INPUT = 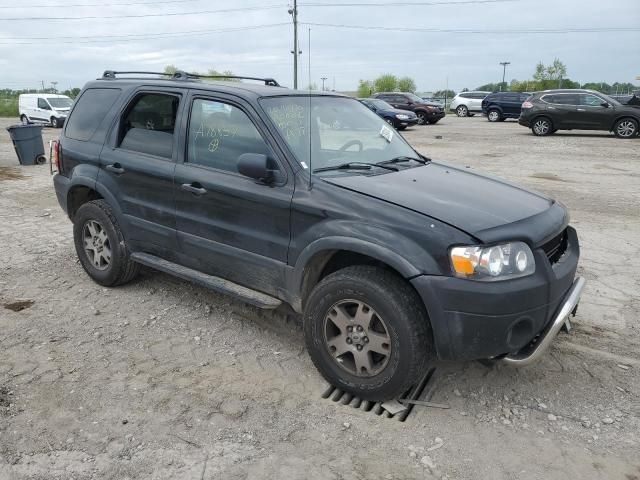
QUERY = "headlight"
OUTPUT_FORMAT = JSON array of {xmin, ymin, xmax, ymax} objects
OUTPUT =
[
  {"xmin": 396, "ymin": 114, "xmax": 409, "ymax": 120},
  {"xmin": 450, "ymin": 242, "xmax": 535, "ymax": 281}
]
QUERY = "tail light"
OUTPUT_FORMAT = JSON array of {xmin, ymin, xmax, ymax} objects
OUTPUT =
[
  {"xmin": 50, "ymin": 140, "xmax": 61, "ymax": 174},
  {"xmin": 521, "ymin": 101, "xmax": 533, "ymax": 109}
]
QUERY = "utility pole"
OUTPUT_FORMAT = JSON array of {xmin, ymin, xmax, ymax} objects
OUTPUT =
[
  {"xmin": 289, "ymin": 0, "xmax": 298, "ymax": 89},
  {"xmin": 499, "ymin": 61, "xmax": 510, "ymax": 91},
  {"xmin": 51, "ymin": 81, "xmax": 58, "ymax": 93},
  {"xmin": 41, "ymin": 80, "xmax": 45, "ymax": 92},
  {"xmin": 321, "ymin": 77, "xmax": 327, "ymax": 91}
]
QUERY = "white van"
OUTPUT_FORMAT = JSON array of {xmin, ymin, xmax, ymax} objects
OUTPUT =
[{"xmin": 19, "ymin": 94, "xmax": 74, "ymax": 128}]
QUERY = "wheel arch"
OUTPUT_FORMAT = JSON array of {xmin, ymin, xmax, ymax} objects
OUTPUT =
[
  {"xmin": 291, "ymin": 237, "xmax": 426, "ymax": 312},
  {"xmin": 610, "ymin": 115, "xmax": 639, "ymax": 132}
]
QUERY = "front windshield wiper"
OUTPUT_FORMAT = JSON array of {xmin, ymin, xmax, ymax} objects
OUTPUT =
[
  {"xmin": 312, "ymin": 162, "xmax": 398, "ymax": 173},
  {"xmin": 377, "ymin": 155, "xmax": 430, "ymax": 166}
]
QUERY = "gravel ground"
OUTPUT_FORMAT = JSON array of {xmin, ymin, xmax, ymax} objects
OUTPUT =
[{"xmin": 0, "ymin": 116, "xmax": 639, "ymax": 480}]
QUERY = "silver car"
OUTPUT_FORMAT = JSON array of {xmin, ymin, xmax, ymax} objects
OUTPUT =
[{"xmin": 450, "ymin": 91, "xmax": 491, "ymax": 117}]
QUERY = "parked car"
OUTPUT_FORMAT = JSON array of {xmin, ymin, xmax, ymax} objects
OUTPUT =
[
  {"xmin": 519, "ymin": 89, "xmax": 640, "ymax": 138},
  {"xmin": 421, "ymin": 97, "xmax": 444, "ymax": 108},
  {"xmin": 482, "ymin": 92, "xmax": 532, "ymax": 122},
  {"xmin": 19, "ymin": 93, "xmax": 73, "ymax": 128},
  {"xmin": 358, "ymin": 98, "xmax": 418, "ymax": 130},
  {"xmin": 450, "ymin": 91, "xmax": 490, "ymax": 117},
  {"xmin": 610, "ymin": 94, "xmax": 640, "ymax": 106},
  {"xmin": 52, "ymin": 70, "xmax": 584, "ymax": 401},
  {"xmin": 372, "ymin": 92, "xmax": 445, "ymax": 125}
]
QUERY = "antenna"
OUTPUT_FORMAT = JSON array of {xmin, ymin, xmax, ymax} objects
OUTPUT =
[{"xmin": 308, "ymin": 27, "xmax": 312, "ymax": 188}]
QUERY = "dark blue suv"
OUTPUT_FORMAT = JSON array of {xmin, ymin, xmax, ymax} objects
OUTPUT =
[
  {"xmin": 358, "ymin": 98, "xmax": 418, "ymax": 130},
  {"xmin": 482, "ymin": 92, "xmax": 532, "ymax": 122}
]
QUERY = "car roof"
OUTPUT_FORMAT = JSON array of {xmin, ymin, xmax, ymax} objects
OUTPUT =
[
  {"xmin": 85, "ymin": 77, "xmax": 346, "ymax": 100},
  {"xmin": 534, "ymin": 89, "xmax": 603, "ymax": 95}
]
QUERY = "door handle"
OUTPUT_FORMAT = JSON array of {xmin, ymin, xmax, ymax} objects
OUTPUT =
[
  {"xmin": 181, "ymin": 183, "xmax": 207, "ymax": 196},
  {"xmin": 106, "ymin": 163, "xmax": 125, "ymax": 175}
]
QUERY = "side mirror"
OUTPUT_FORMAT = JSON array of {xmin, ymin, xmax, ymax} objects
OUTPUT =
[
  {"xmin": 238, "ymin": 153, "xmax": 279, "ymax": 184},
  {"xmin": 600, "ymin": 102, "xmax": 609, "ymax": 108}
]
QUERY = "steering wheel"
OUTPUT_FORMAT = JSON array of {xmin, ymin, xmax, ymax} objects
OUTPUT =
[{"xmin": 338, "ymin": 139, "xmax": 363, "ymax": 152}]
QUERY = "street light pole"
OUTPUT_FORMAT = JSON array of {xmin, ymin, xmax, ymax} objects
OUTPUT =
[
  {"xmin": 321, "ymin": 77, "xmax": 327, "ymax": 91},
  {"xmin": 288, "ymin": 0, "xmax": 298, "ymax": 89},
  {"xmin": 499, "ymin": 61, "xmax": 510, "ymax": 91}
]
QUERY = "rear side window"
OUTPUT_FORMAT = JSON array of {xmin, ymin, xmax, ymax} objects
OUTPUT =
[
  {"xmin": 459, "ymin": 93, "xmax": 471, "ymax": 99},
  {"xmin": 118, "ymin": 93, "xmax": 180, "ymax": 159},
  {"xmin": 187, "ymin": 99, "xmax": 270, "ymax": 173},
  {"xmin": 504, "ymin": 93, "xmax": 520, "ymax": 101},
  {"xmin": 471, "ymin": 92, "xmax": 488, "ymax": 99},
  {"xmin": 65, "ymin": 88, "xmax": 121, "ymax": 142}
]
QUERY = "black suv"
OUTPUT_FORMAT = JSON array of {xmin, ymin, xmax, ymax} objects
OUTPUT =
[
  {"xmin": 52, "ymin": 71, "xmax": 584, "ymax": 401},
  {"xmin": 519, "ymin": 89, "xmax": 640, "ymax": 138},
  {"xmin": 372, "ymin": 92, "xmax": 445, "ymax": 125},
  {"xmin": 482, "ymin": 92, "xmax": 532, "ymax": 122}
]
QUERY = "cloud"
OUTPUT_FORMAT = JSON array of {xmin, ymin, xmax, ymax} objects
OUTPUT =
[{"xmin": 0, "ymin": 0, "xmax": 638, "ymax": 92}]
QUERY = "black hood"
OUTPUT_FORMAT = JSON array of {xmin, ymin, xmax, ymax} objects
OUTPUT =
[{"xmin": 323, "ymin": 162, "xmax": 564, "ymax": 244}]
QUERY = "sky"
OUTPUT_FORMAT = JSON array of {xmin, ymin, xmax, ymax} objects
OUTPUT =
[{"xmin": 0, "ymin": 0, "xmax": 638, "ymax": 94}]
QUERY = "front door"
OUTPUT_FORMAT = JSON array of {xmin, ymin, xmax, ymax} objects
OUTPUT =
[
  {"xmin": 98, "ymin": 89, "xmax": 182, "ymax": 252},
  {"xmin": 576, "ymin": 93, "xmax": 614, "ymax": 129},
  {"xmin": 173, "ymin": 93, "xmax": 294, "ymax": 296}
]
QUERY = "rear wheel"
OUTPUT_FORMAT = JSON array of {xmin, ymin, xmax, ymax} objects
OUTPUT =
[
  {"xmin": 304, "ymin": 266, "xmax": 432, "ymax": 401},
  {"xmin": 73, "ymin": 200, "xmax": 140, "ymax": 287},
  {"xmin": 456, "ymin": 105, "xmax": 468, "ymax": 117},
  {"xmin": 613, "ymin": 118, "xmax": 638, "ymax": 138},
  {"xmin": 487, "ymin": 109, "xmax": 501, "ymax": 122},
  {"xmin": 532, "ymin": 117, "xmax": 553, "ymax": 136}
]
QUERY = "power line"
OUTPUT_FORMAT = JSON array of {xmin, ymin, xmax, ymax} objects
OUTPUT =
[
  {"xmin": 0, "ymin": 23, "xmax": 289, "ymax": 44},
  {"xmin": 301, "ymin": 0, "xmax": 520, "ymax": 5},
  {"xmin": 0, "ymin": 4, "xmax": 286, "ymax": 21},
  {"xmin": 301, "ymin": 22, "xmax": 640, "ymax": 34},
  {"xmin": 0, "ymin": 0, "xmax": 200, "ymax": 8}
]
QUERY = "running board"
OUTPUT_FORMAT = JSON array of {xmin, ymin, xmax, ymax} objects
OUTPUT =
[{"xmin": 130, "ymin": 252, "xmax": 282, "ymax": 309}]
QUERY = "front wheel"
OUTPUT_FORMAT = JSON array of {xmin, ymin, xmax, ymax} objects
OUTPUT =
[
  {"xmin": 50, "ymin": 117, "xmax": 59, "ymax": 128},
  {"xmin": 613, "ymin": 118, "xmax": 638, "ymax": 138},
  {"xmin": 456, "ymin": 105, "xmax": 468, "ymax": 117},
  {"xmin": 487, "ymin": 109, "xmax": 501, "ymax": 122},
  {"xmin": 304, "ymin": 266, "xmax": 432, "ymax": 401},
  {"xmin": 20, "ymin": 115, "xmax": 29, "ymax": 125},
  {"xmin": 73, "ymin": 200, "xmax": 140, "ymax": 287},
  {"xmin": 416, "ymin": 111, "xmax": 427, "ymax": 125}
]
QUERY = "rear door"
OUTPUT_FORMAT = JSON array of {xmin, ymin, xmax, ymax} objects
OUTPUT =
[
  {"xmin": 173, "ymin": 92, "xmax": 294, "ymax": 296},
  {"xmin": 469, "ymin": 93, "xmax": 487, "ymax": 112},
  {"xmin": 502, "ymin": 93, "xmax": 521, "ymax": 116},
  {"xmin": 541, "ymin": 93, "xmax": 579, "ymax": 128},
  {"xmin": 576, "ymin": 93, "xmax": 613, "ymax": 129},
  {"xmin": 98, "ymin": 88, "xmax": 182, "ymax": 252}
]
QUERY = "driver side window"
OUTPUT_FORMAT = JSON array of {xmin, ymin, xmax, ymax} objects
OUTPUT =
[
  {"xmin": 581, "ymin": 94, "xmax": 604, "ymax": 107},
  {"xmin": 38, "ymin": 98, "xmax": 50, "ymax": 110}
]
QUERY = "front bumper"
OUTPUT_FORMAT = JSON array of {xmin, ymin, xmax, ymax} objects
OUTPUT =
[
  {"xmin": 399, "ymin": 118, "xmax": 419, "ymax": 127},
  {"xmin": 411, "ymin": 227, "xmax": 581, "ymax": 362}
]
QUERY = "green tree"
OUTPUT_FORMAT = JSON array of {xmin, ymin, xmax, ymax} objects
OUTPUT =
[
  {"xmin": 306, "ymin": 82, "xmax": 318, "ymax": 91},
  {"xmin": 433, "ymin": 89, "xmax": 456, "ymax": 98},
  {"xmin": 374, "ymin": 74, "xmax": 398, "ymax": 93},
  {"xmin": 357, "ymin": 79, "xmax": 375, "ymax": 97},
  {"xmin": 163, "ymin": 64, "xmax": 179, "ymax": 76},
  {"xmin": 397, "ymin": 76, "xmax": 416, "ymax": 92}
]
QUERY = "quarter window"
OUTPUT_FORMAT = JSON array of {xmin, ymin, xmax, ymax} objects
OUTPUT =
[
  {"xmin": 118, "ymin": 93, "xmax": 180, "ymax": 159},
  {"xmin": 187, "ymin": 99, "xmax": 270, "ymax": 173},
  {"xmin": 65, "ymin": 88, "xmax": 121, "ymax": 142}
]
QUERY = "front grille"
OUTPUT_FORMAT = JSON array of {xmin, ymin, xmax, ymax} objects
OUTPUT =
[{"xmin": 541, "ymin": 229, "xmax": 568, "ymax": 264}]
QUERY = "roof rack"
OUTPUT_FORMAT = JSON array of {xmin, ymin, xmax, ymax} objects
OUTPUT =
[{"xmin": 101, "ymin": 70, "xmax": 280, "ymax": 86}]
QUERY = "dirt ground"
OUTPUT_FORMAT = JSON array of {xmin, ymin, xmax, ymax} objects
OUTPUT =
[{"xmin": 0, "ymin": 116, "xmax": 639, "ymax": 480}]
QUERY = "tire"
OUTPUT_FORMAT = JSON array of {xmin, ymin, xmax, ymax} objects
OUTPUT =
[
  {"xmin": 531, "ymin": 117, "xmax": 553, "ymax": 136},
  {"xmin": 385, "ymin": 118, "xmax": 395, "ymax": 128},
  {"xmin": 613, "ymin": 118, "xmax": 638, "ymax": 138},
  {"xmin": 73, "ymin": 200, "xmax": 140, "ymax": 287},
  {"xmin": 20, "ymin": 115, "xmax": 29, "ymax": 125},
  {"xmin": 487, "ymin": 109, "xmax": 501, "ymax": 122},
  {"xmin": 456, "ymin": 105, "xmax": 468, "ymax": 117},
  {"xmin": 304, "ymin": 266, "xmax": 432, "ymax": 401},
  {"xmin": 416, "ymin": 111, "xmax": 427, "ymax": 125},
  {"xmin": 35, "ymin": 155, "xmax": 47, "ymax": 165},
  {"xmin": 50, "ymin": 117, "xmax": 59, "ymax": 128}
]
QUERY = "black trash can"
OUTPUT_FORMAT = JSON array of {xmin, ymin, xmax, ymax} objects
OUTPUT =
[{"xmin": 6, "ymin": 124, "xmax": 46, "ymax": 166}]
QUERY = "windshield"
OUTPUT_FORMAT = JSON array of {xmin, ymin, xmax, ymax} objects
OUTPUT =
[
  {"xmin": 597, "ymin": 93, "xmax": 621, "ymax": 106},
  {"xmin": 367, "ymin": 99, "xmax": 393, "ymax": 109},
  {"xmin": 261, "ymin": 96, "xmax": 419, "ymax": 175},
  {"xmin": 47, "ymin": 97, "xmax": 73, "ymax": 109},
  {"xmin": 405, "ymin": 93, "xmax": 424, "ymax": 103}
]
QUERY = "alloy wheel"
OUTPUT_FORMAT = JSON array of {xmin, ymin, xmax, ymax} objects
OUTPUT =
[
  {"xmin": 323, "ymin": 299, "xmax": 391, "ymax": 377},
  {"xmin": 456, "ymin": 106, "xmax": 468, "ymax": 117},
  {"xmin": 488, "ymin": 110, "xmax": 500, "ymax": 122},
  {"xmin": 82, "ymin": 220, "xmax": 112, "ymax": 271},
  {"xmin": 533, "ymin": 119, "xmax": 550, "ymax": 135},
  {"xmin": 416, "ymin": 112, "xmax": 426, "ymax": 125},
  {"xmin": 616, "ymin": 120, "xmax": 637, "ymax": 138}
]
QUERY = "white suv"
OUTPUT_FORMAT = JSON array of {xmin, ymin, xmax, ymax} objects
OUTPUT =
[{"xmin": 450, "ymin": 91, "xmax": 491, "ymax": 117}]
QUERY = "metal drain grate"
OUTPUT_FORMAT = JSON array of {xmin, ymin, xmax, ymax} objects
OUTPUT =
[{"xmin": 321, "ymin": 366, "xmax": 439, "ymax": 422}]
